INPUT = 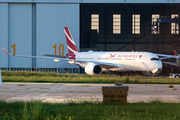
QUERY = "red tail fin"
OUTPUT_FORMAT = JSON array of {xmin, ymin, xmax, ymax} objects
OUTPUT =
[
  {"xmin": 64, "ymin": 27, "xmax": 79, "ymax": 54},
  {"xmin": 174, "ymin": 50, "xmax": 177, "ymax": 56}
]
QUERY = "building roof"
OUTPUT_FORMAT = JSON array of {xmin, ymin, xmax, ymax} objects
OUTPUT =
[{"xmin": 0, "ymin": 0, "xmax": 180, "ymax": 4}]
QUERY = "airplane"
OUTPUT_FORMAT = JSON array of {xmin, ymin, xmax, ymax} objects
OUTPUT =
[{"xmin": 2, "ymin": 27, "xmax": 170, "ymax": 76}]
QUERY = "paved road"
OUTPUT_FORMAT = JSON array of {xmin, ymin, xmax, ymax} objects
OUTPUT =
[{"xmin": 0, "ymin": 82, "xmax": 180, "ymax": 103}]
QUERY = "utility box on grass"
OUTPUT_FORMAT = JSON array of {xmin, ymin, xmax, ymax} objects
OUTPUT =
[{"xmin": 102, "ymin": 86, "xmax": 128, "ymax": 104}]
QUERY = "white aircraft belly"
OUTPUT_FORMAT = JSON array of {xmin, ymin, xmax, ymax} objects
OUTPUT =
[{"xmin": 100, "ymin": 59, "xmax": 145, "ymax": 71}]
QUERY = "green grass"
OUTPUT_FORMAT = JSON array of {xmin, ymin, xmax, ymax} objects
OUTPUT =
[
  {"xmin": 1, "ymin": 71, "xmax": 180, "ymax": 84},
  {"xmin": 0, "ymin": 100, "xmax": 179, "ymax": 120}
]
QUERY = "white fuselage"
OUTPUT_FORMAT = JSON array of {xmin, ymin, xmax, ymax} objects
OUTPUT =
[{"xmin": 75, "ymin": 51, "xmax": 162, "ymax": 72}]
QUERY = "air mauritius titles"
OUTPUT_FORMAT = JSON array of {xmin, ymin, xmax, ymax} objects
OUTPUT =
[{"xmin": 108, "ymin": 54, "xmax": 141, "ymax": 58}]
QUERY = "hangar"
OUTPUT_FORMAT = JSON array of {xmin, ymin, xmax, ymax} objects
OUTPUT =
[{"xmin": 0, "ymin": 0, "xmax": 180, "ymax": 73}]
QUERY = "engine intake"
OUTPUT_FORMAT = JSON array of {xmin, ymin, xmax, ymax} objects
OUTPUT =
[{"xmin": 85, "ymin": 63, "xmax": 102, "ymax": 75}]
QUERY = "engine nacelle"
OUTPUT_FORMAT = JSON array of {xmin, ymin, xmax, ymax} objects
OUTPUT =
[
  {"xmin": 176, "ymin": 54, "xmax": 180, "ymax": 67},
  {"xmin": 85, "ymin": 63, "xmax": 102, "ymax": 75},
  {"xmin": 142, "ymin": 71, "xmax": 155, "ymax": 76}
]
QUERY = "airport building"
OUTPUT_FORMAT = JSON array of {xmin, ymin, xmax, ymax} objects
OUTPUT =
[{"xmin": 0, "ymin": 0, "xmax": 180, "ymax": 73}]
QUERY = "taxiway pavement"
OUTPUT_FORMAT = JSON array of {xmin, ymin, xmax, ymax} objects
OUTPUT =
[{"xmin": 0, "ymin": 83, "xmax": 180, "ymax": 103}]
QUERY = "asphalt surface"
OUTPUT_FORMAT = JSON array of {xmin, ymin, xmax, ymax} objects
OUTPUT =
[{"xmin": 0, "ymin": 83, "xmax": 180, "ymax": 103}]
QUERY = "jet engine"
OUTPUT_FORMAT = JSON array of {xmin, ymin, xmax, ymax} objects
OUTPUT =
[
  {"xmin": 176, "ymin": 54, "xmax": 180, "ymax": 67},
  {"xmin": 142, "ymin": 68, "xmax": 160, "ymax": 76},
  {"xmin": 85, "ymin": 63, "xmax": 102, "ymax": 75}
]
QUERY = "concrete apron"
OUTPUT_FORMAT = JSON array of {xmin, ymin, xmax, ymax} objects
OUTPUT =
[{"xmin": 0, "ymin": 83, "xmax": 180, "ymax": 103}]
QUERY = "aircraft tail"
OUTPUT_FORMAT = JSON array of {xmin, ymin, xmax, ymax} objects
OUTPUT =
[
  {"xmin": 64, "ymin": 27, "xmax": 79, "ymax": 54},
  {"xmin": 174, "ymin": 50, "xmax": 177, "ymax": 56}
]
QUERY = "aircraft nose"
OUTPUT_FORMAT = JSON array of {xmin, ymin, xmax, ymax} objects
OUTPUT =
[
  {"xmin": 156, "ymin": 61, "xmax": 162, "ymax": 69},
  {"xmin": 153, "ymin": 62, "xmax": 162, "ymax": 74}
]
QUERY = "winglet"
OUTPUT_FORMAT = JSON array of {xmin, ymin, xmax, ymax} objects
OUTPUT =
[
  {"xmin": 2, "ymin": 48, "xmax": 10, "ymax": 55},
  {"xmin": 174, "ymin": 50, "xmax": 177, "ymax": 56}
]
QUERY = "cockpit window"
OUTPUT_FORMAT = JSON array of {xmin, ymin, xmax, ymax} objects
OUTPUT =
[{"xmin": 150, "ymin": 58, "xmax": 160, "ymax": 61}]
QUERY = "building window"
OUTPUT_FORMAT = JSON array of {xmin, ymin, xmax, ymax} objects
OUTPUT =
[
  {"xmin": 152, "ymin": 14, "xmax": 160, "ymax": 34},
  {"xmin": 113, "ymin": 14, "xmax": 121, "ymax": 34},
  {"xmin": 171, "ymin": 14, "xmax": 179, "ymax": 34},
  {"xmin": 91, "ymin": 14, "xmax": 99, "ymax": 33},
  {"xmin": 132, "ymin": 14, "xmax": 140, "ymax": 34}
]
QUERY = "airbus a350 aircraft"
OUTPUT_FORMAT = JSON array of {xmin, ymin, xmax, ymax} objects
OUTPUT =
[{"xmin": 3, "ymin": 27, "xmax": 173, "ymax": 76}]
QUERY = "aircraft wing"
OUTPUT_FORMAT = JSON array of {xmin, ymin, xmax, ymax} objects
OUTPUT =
[
  {"xmin": 2, "ymin": 48, "xmax": 121, "ymax": 69},
  {"xmin": 156, "ymin": 53, "xmax": 179, "ymax": 66},
  {"xmin": 2, "ymin": 48, "xmax": 67, "ymax": 60},
  {"xmin": 156, "ymin": 53, "xmax": 178, "ymax": 60},
  {"xmin": 161, "ymin": 61, "xmax": 178, "ymax": 67},
  {"xmin": 42, "ymin": 54, "xmax": 70, "ymax": 58}
]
